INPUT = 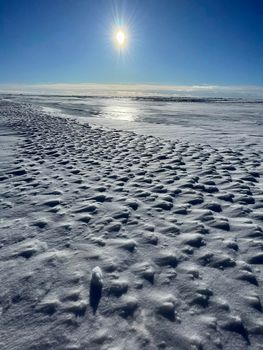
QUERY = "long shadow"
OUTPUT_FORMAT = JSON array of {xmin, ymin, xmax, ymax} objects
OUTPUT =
[{"xmin": 89, "ymin": 284, "xmax": 102, "ymax": 314}]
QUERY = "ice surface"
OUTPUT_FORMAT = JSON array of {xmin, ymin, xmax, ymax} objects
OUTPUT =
[{"xmin": 2, "ymin": 93, "xmax": 263, "ymax": 150}]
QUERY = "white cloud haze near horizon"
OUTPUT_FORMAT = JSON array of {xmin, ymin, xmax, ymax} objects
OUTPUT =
[{"xmin": 0, "ymin": 83, "xmax": 263, "ymax": 99}]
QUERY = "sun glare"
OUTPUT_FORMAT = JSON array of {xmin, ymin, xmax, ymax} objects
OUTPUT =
[
  {"xmin": 114, "ymin": 28, "xmax": 127, "ymax": 49},
  {"xmin": 116, "ymin": 30, "xmax": 125, "ymax": 45}
]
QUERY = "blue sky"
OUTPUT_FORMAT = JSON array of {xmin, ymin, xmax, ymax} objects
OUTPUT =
[{"xmin": 0, "ymin": 0, "xmax": 263, "ymax": 87}]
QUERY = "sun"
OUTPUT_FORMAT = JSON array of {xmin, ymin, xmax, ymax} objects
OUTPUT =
[
  {"xmin": 114, "ymin": 28, "xmax": 127, "ymax": 48},
  {"xmin": 116, "ymin": 30, "xmax": 125, "ymax": 46}
]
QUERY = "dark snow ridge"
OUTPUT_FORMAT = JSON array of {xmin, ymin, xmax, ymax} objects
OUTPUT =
[{"xmin": 0, "ymin": 100, "xmax": 262, "ymax": 350}]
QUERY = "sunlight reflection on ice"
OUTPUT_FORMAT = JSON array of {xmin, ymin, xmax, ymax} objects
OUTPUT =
[{"xmin": 100, "ymin": 99, "xmax": 139, "ymax": 121}]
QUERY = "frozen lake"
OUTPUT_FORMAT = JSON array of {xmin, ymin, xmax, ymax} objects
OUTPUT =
[{"xmin": 2, "ymin": 94, "xmax": 263, "ymax": 150}]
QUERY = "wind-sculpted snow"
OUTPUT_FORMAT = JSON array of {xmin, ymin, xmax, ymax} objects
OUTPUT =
[{"xmin": 0, "ymin": 101, "xmax": 262, "ymax": 350}]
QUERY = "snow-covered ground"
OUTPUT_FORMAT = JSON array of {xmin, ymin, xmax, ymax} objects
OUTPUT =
[{"xmin": 0, "ymin": 98, "xmax": 263, "ymax": 350}]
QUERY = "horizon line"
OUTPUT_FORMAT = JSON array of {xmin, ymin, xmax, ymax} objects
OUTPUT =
[{"xmin": 0, "ymin": 82, "xmax": 263, "ymax": 98}]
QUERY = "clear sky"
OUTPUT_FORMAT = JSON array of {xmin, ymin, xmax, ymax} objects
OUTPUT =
[{"xmin": 0, "ymin": 0, "xmax": 263, "ymax": 86}]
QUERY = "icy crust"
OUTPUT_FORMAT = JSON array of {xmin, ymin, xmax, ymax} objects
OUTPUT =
[{"xmin": 0, "ymin": 101, "xmax": 263, "ymax": 350}]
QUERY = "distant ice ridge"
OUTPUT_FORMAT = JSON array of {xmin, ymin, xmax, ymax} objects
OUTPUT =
[{"xmin": 2, "ymin": 93, "xmax": 263, "ymax": 103}]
